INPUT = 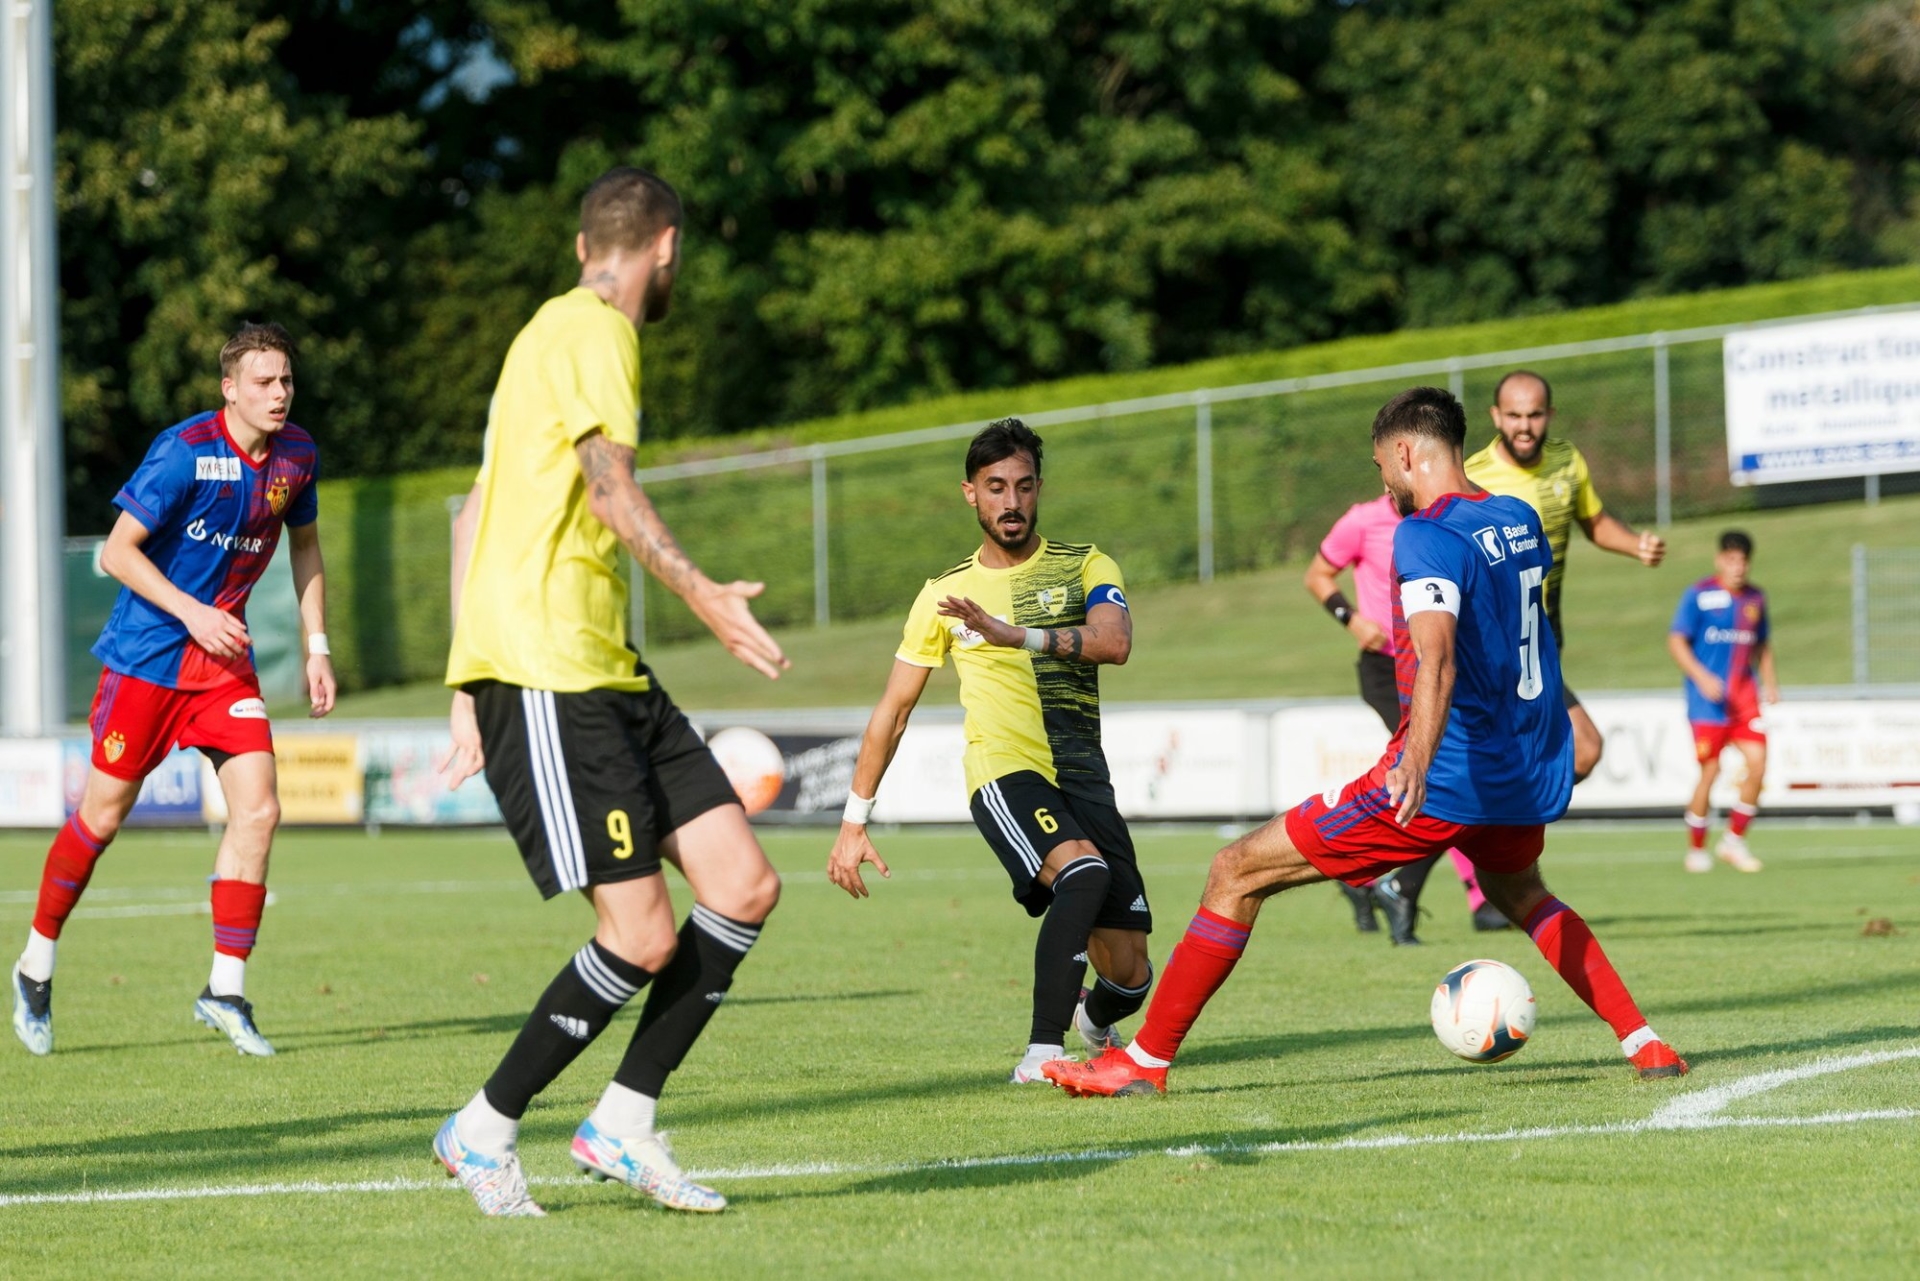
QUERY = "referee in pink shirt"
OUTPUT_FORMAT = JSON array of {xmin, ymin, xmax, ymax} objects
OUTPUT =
[{"xmin": 1304, "ymin": 495, "xmax": 1510, "ymax": 942}]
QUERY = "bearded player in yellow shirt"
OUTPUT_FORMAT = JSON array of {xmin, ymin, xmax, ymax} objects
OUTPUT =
[
  {"xmin": 828, "ymin": 419, "xmax": 1154, "ymax": 1086},
  {"xmin": 1467, "ymin": 370, "xmax": 1667, "ymax": 784},
  {"xmin": 434, "ymin": 168, "xmax": 788, "ymax": 1218}
]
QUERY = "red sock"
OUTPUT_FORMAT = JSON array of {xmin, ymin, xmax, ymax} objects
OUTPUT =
[
  {"xmin": 1685, "ymin": 811, "xmax": 1709, "ymax": 851},
  {"xmin": 1523, "ymin": 897, "xmax": 1647, "ymax": 1040},
  {"xmin": 1132, "ymin": 908, "xmax": 1250, "ymax": 1064},
  {"xmin": 1728, "ymin": 803, "xmax": 1756, "ymax": 837},
  {"xmin": 32, "ymin": 816, "xmax": 111, "ymax": 939},
  {"xmin": 210, "ymin": 879, "xmax": 268, "ymax": 959}
]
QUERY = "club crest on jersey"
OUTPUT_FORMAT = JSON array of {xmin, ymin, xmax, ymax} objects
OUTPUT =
[
  {"xmin": 102, "ymin": 731, "xmax": 126, "ymax": 764},
  {"xmin": 1035, "ymin": 587, "xmax": 1067, "ymax": 617},
  {"xmin": 1471, "ymin": 527, "xmax": 1506, "ymax": 564},
  {"xmin": 266, "ymin": 476, "xmax": 292, "ymax": 516}
]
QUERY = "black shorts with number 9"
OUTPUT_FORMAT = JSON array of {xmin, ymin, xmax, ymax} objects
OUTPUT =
[
  {"xmin": 468, "ymin": 677, "xmax": 742, "ymax": 899},
  {"xmin": 969, "ymin": 770, "xmax": 1153, "ymax": 933}
]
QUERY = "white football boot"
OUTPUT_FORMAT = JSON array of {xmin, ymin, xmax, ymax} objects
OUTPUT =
[{"xmin": 1715, "ymin": 832, "xmax": 1763, "ymax": 873}]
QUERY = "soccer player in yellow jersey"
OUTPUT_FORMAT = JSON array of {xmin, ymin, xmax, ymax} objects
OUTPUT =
[
  {"xmin": 1466, "ymin": 370, "xmax": 1666, "ymax": 785},
  {"xmin": 828, "ymin": 419, "xmax": 1154, "ymax": 1085},
  {"xmin": 433, "ymin": 168, "xmax": 789, "ymax": 1218}
]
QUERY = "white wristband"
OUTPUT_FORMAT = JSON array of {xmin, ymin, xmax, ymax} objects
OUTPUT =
[
  {"xmin": 1020, "ymin": 627, "xmax": 1046, "ymax": 653},
  {"xmin": 306, "ymin": 633, "xmax": 331, "ymax": 656},
  {"xmin": 843, "ymin": 793, "xmax": 876, "ymax": 826}
]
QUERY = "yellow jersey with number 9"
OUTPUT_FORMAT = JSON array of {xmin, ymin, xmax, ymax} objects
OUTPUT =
[{"xmin": 896, "ymin": 539, "xmax": 1127, "ymax": 800}]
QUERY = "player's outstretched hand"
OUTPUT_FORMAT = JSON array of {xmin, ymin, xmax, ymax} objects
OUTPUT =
[
  {"xmin": 692, "ymin": 580, "xmax": 790, "ymax": 680},
  {"xmin": 1385, "ymin": 759, "xmax": 1428, "ymax": 826},
  {"xmin": 306, "ymin": 654, "xmax": 337, "ymax": 718},
  {"xmin": 1636, "ymin": 531, "xmax": 1667, "ymax": 567},
  {"xmin": 438, "ymin": 690, "xmax": 486, "ymax": 790},
  {"xmin": 827, "ymin": 822, "xmax": 891, "ymax": 899},
  {"xmin": 937, "ymin": 595, "xmax": 1022, "ymax": 647},
  {"xmin": 186, "ymin": 602, "xmax": 251, "ymax": 660}
]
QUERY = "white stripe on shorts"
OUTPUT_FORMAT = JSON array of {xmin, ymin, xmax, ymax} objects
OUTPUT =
[
  {"xmin": 982, "ymin": 781, "xmax": 1040, "ymax": 876},
  {"xmin": 572, "ymin": 944, "xmax": 638, "ymax": 1005},
  {"xmin": 523, "ymin": 689, "xmax": 586, "ymax": 892},
  {"xmin": 690, "ymin": 904, "xmax": 760, "ymax": 955}
]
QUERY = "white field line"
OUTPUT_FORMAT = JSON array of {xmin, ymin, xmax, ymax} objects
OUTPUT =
[{"xmin": 2, "ymin": 1047, "xmax": 1914, "ymax": 1210}]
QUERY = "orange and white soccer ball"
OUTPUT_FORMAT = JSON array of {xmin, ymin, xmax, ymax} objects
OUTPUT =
[
  {"xmin": 1430, "ymin": 959, "xmax": 1536, "ymax": 1063},
  {"xmin": 708, "ymin": 727, "xmax": 786, "ymax": 816}
]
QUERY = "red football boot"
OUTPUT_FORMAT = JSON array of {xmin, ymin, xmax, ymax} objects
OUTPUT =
[
  {"xmin": 1043, "ymin": 1046, "xmax": 1168, "ymax": 1097},
  {"xmin": 1630, "ymin": 1040, "xmax": 1689, "ymax": 1079}
]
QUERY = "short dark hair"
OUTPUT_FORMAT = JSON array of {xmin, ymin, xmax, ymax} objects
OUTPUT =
[
  {"xmin": 1492, "ymin": 369, "xmax": 1553, "ymax": 409},
  {"xmin": 580, "ymin": 167, "xmax": 682, "ymax": 256},
  {"xmin": 220, "ymin": 322, "xmax": 296, "ymax": 381},
  {"xmin": 965, "ymin": 417, "xmax": 1043, "ymax": 479},
  {"xmin": 1371, "ymin": 387, "xmax": 1466, "ymax": 448},
  {"xmin": 1719, "ymin": 529, "xmax": 1754, "ymax": 556}
]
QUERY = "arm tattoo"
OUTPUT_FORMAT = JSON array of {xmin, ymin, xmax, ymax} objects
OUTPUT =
[
  {"xmin": 576, "ymin": 434, "xmax": 701, "ymax": 597},
  {"xmin": 1042, "ymin": 628, "xmax": 1086, "ymax": 662}
]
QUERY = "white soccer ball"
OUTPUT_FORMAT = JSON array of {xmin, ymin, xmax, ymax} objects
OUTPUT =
[
  {"xmin": 707, "ymin": 727, "xmax": 786, "ymax": 816},
  {"xmin": 1430, "ymin": 959, "xmax": 1536, "ymax": 1064}
]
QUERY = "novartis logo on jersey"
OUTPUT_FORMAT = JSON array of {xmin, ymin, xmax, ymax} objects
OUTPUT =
[
  {"xmin": 185, "ymin": 519, "xmax": 265, "ymax": 554},
  {"xmin": 1704, "ymin": 626, "xmax": 1758, "ymax": 646}
]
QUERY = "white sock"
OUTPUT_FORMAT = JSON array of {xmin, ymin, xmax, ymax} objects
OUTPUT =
[
  {"xmin": 587, "ymin": 1082, "xmax": 658, "ymax": 1140},
  {"xmin": 1125, "ymin": 1041, "xmax": 1171, "ymax": 1069},
  {"xmin": 1022, "ymin": 1042, "xmax": 1064, "ymax": 1063},
  {"xmin": 1619, "ymin": 1025, "xmax": 1659, "ymax": 1058},
  {"xmin": 19, "ymin": 929, "xmax": 56, "ymax": 983},
  {"xmin": 209, "ymin": 953, "xmax": 246, "ymax": 998},
  {"xmin": 456, "ymin": 1089, "xmax": 519, "ymax": 1155}
]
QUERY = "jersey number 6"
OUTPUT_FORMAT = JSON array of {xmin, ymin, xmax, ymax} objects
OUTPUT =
[{"xmin": 1034, "ymin": 808, "xmax": 1059, "ymax": 834}]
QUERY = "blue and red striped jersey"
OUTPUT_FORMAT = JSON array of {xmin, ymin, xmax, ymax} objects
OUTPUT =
[
  {"xmin": 1670, "ymin": 577, "xmax": 1768, "ymax": 725},
  {"xmin": 1387, "ymin": 490, "xmax": 1573, "ymax": 825},
  {"xmin": 92, "ymin": 410, "xmax": 320, "ymax": 690}
]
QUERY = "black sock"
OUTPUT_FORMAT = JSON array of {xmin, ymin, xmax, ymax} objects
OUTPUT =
[
  {"xmin": 484, "ymin": 940, "xmax": 651, "ymax": 1119},
  {"xmin": 1383, "ymin": 852, "xmax": 1442, "ymax": 905},
  {"xmin": 1029, "ymin": 856, "xmax": 1110, "ymax": 1045},
  {"xmin": 1083, "ymin": 960, "xmax": 1153, "ymax": 1027},
  {"xmin": 614, "ymin": 905, "xmax": 762, "ymax": 1098}
]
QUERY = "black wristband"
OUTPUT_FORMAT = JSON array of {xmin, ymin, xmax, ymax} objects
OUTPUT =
[{"xmin": 1323, "ymin": 591, "xmax": 1354, "ymax": 626}]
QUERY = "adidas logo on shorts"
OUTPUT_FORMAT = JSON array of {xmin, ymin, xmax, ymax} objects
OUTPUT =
[
  {"xmin": 549, "ymin": 1014, "xmax": 590, "ymax": 1040},
  {"xmin": 705, "ymin": 991, "xmax": 727, "ymax": 1005},
  {"xmin": 1129, "ymin": 895, "xmax": 1148, "ymax": 912}
]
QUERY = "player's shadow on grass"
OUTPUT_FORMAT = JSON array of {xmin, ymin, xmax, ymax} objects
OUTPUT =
[
  {"xmin": 753, "ymin": 1111, "xmax": 1461, "ymax": 1201},
  {"xmin": 1663, "ymin": 970, "xmax": 1920, "ymax": 1017},
  {"xmin": 0, "ymin": 1106, "xmax": 446, "ymax": 1194},
  {"xmin": 715, "ymin": 988, "xmax": 919, "ymax": 1009},
  {"xmin": 1175, "ymin": 1020, "xmax": 1432, "ymax": 1069},
  {"xmin": 1682, "ymin": 1024, "xmax": 1919, "ymax": 1066}
]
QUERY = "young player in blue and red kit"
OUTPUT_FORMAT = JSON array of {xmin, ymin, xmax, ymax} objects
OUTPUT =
[
  {"xmin": 1669, "ymin": 530, "xmax": 1776, "ymax": 874},
  {"xmin": 1048, "ymin": 386, "xmax": 1688, "ymax": 1097},
  {"xmin": 10, "ymin": 323, "xmax": 335, "ymax": 1059}
]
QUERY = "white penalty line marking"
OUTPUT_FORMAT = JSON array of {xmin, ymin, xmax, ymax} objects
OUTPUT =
[{"xmin": 5, "ymin": 1046, "xmax": 1916, "ymax": 1211}]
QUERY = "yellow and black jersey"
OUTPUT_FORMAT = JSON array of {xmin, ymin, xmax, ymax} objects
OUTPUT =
[
  {"xmin": 1464, "ymin": 436, "xmax": 1603, "ymax": 645},
  {"xmin": 447, "ymin": 288, "xmax": 649, "ymax": 693},
  {"xmin": 896, "ymin": 539, "xmax": 1127, "ymax": 800}
]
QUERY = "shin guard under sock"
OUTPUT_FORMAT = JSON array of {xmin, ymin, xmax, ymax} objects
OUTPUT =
[
  {"xmin": 1130, "ymin": 908, "xmax": 1249, "ymax": 1066},
  {"xmin": 484, "ymin": 940, "xmax": 651, "ymax": 1119},
  {"xmin": 31, "ymin": 816, "xmax": 110, "ymax": 943},
  {"xmin": 1522, "ymin": 897, "xmax": 1648, "ymax": 1040},
  {"xmin": 614, "ymin": 905, "xmax": 761, "ymax": 1099},
  {"xmin": 1027, "ymin": 856, "xmax": 1110, "ymax": 1045}
]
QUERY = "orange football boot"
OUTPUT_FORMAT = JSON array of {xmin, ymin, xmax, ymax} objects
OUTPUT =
[
  {"xmin": 1630, "ymin": 1040, "xmax": 1689, "ymax": 1079},
  {"xmin": 1043, "ymin": 1046, "xmax": 1167, "ymax": 1096}
]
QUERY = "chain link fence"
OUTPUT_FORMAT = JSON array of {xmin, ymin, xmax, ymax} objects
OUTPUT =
[
  {"xmin": 631, "ymin": 305, "xmax": 1915, "ymax": 648},
  {"xmin": 1855, "ymin": 546, "xmax": 1920, "ymax": 686}
]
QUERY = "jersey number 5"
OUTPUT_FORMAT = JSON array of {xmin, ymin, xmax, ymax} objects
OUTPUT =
[{"xmin": 1516, "ymin": 566, "xmax": 1545, "ymax": 702}]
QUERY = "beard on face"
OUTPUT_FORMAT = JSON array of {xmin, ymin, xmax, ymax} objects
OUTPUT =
[
  {"xmin": 1386, "ymin": 480, "xmax": 1417, "ymax": 517},
  {"xmin": 1501, "ymin": 427, "xmax": 1544, "ymax": 465},
  {"xmin": 976, "ymin": 500, "xmax": 1038, "ymax": 551},
  {"xmin": 643, "ymin": 262, "xmax": 677, "ymax": 323}
]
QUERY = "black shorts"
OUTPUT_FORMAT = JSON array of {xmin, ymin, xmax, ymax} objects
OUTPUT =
[
  {"xmin": 468, "ymin": 677, "xmax": 740, "ymax": 899},
  {"xmin": 969, "ymin": 771, "xmax": 1152, "ymax": 933},
  {"xmin": 1356, "ymin": 649, "xmax": 1400, "ymax": 732}
]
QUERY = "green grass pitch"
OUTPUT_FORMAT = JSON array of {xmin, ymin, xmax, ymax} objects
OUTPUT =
[{"xmin": 2, "ymin": 823, "xmax": 1916, "ymax": 1275}]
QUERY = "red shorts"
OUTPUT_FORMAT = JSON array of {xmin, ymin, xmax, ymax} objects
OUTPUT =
[
  {"xmin": 87, "ymin": 668, "xmax": 274, "ymax": 780},
  {"xmin": 1283, "ymin": 762, "xmax": 1545, "ymax": 887},
  {"xmin": 1692, "ymin": 702, "xmax": 1765, "ymax": 763}
]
